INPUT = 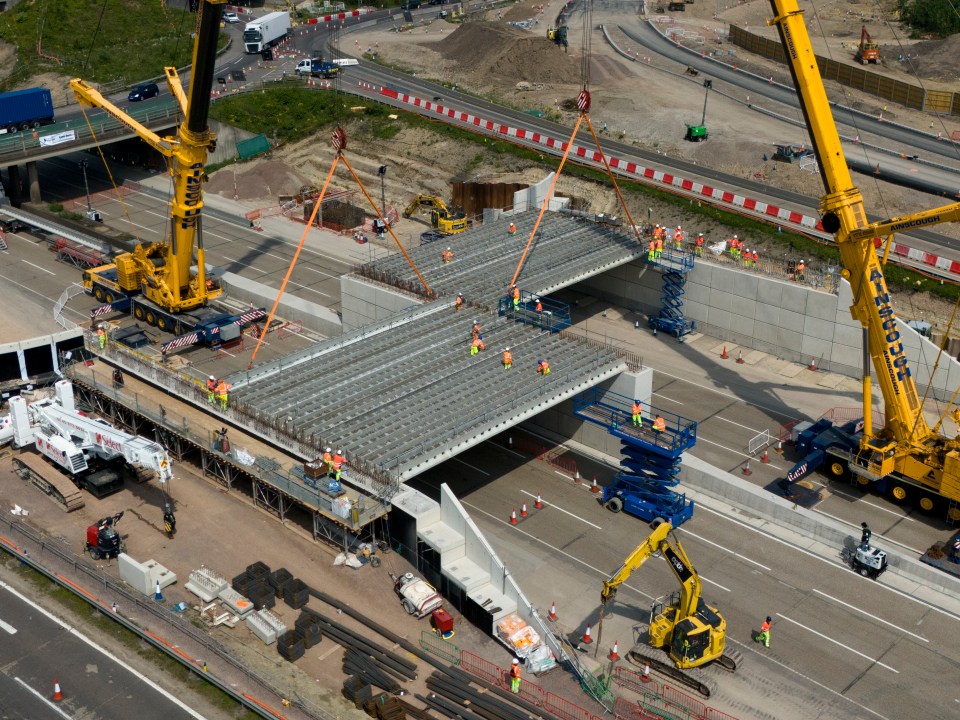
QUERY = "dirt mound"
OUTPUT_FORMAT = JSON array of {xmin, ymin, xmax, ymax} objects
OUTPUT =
[
  {"xmin": 205, "ymin": 158, "xmax": 312, "ymax": 204},
  {"xmin": 432, "ymin": 21, "xmax": 580, "ymax": 86},
  {"xmin": 891, "ymin": 34, "xmax": 960, "ymax": 83}
]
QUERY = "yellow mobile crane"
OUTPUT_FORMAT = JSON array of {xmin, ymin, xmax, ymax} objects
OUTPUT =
[
  {"xmin": 600, "ymin": 521, "xmax": 739, "ymax": 697},
  {"xmin": 73, "ymin": 0, "xmax": 226, "ymax": 330},
  {"xmin": 773, "ymin": 0, "xmax": 960, "ymax": 521}
]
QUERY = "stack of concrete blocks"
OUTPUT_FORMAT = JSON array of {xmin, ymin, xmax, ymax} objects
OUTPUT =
[
  {"xmin": 218, "ymin": 586, "xmax": 255, "ymax": 619},
  {"xmin": 246, "ymin": 608, "xmax": 287, "ymax": 645},
  {"xmin": 185, "ymin": 566, "xmax": 229, "ymax": 603},
  {"xmin": 118, "ymin": 554, "xmax": 177, "ymax": 597}
]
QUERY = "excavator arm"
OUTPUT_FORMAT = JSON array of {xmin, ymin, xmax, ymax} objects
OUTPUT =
[{"xmin": 602, "ymin": 522, "xmax": 703, "ymax": 621}]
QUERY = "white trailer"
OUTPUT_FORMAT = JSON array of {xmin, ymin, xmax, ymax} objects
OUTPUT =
[{"xmin": 243, "ymin": 11, "xmax": 291, "ymax": 54}]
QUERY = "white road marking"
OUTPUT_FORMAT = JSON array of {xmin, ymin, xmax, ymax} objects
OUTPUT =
[
  {"xmin": 827, "ymin": 489, "xmax": 915, "ymax": 521},
  {"xmin": 221, "ymin": 256, "xmax": 267, "ymax": 274},
  {"xmin": 1, "ymin": 581, "xmax": 208, "ymax": 719},
  {"xmin": 519, "ymin": 489, "xmax": 602, "ymax": 529},
  {"xmin": 453, "ymin": 457, "xmax": 490, "ymax": 477},
  {"xmin": 693, "ymin": 434, "xmax": 786, "ymax": 470},
  {"xmin": 484, "ymin": 439, "xmax": 526, "ymax": 459},
  {"xmin": 699, "ymin": 576, "xmax": 730, "ymax": 592},
  {"xmin": 726, "ymin": 638, "xmax": 892, "ymax": 720},
  {"xmin": 303, "ymin": 266, "xmax": 338, "ymax": 280},
  {"xmin": 21, "ymin": 260, "xmax": 56, "ymax": 276},
  {"xmin": 654, "ymin": 367, "xmax": 800, "ymax": 420},
  {"xmin": 696, "ymin": 504, "xmax": 960, "ymax": 621},
  {"xmin": 653, "ymin": 393, "xmax": 683, "ymax": 405},
  {"xmin": 554, "ymin": 470, "xmax": 573, "ymax": 479},
  {"xmin": 813, "ymin": 509, "xmax": 922, "ymax": 554},
  {"xmin": 713, "ymin": 415, "xmax": 766, "ymax": 433},
  {"xmin": 812, "ymin": 589, "xmax": 928, "ymax": 642},
  {"xmin": 0, "ymin": 618, "xmax": 17, "ymax": 634},
  {"xmin": 775, "ymin": 613, "xmax": 899, "ymax": 673},
  {"xmin": 682, "ymin": 529, "xmax": 772, "ymax": 571},
  {"xmin": 13, "ymin": 678, "xmax": 71, "ymax": 720}
]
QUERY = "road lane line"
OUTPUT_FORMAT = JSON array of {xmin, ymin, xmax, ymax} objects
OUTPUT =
[
  {"xmin": 813, "ymin": 509, "xmax": 921, "ymax": 554},
  {"xmin": 775, "ymin": 613, "xmax": 898, "ymax": 673},
  {"xmin": 713, "ymin": 415, "xmax": 766, "ymax": 433},
  {"xmin": 653, "ymin": 367, "xmax": 800, "ymax": 420},
  {"xmin": 484, "ymin": 439, "xmax": 526, "ymax": 459},
  {"xmin": 653, "ymin": 393, "xmax": 684, "ymax": 405},
  {"xmin": 826, "ymin": 489, "xmax": 915, "ymax": 521},
  {"xmin": 699, "ymin": 576, "xmax": 730, "ymax": 592},
  {"xmin": 812, "ymin": 589, "xmax": 928, "ymax": 642},
  {"xmin": 13, "ymin": 678, "xmax": 71, "ymax": 720},
  {"xmin": 519, "ymin": 489, "xmax": 601, "ymax": 529},
  {"xmin": 453, "ymin": 457, "xmax": 490, "ymax": 477},
  {"xmin": 221, "ymin": 256, "xmax": 268, "ymax": 274},
  {"xmin": 0, "ymin": 618, "xmax": 17, "ymax": 634},
  {"xmin": 681, "ymin": 529, "xmax": 772, "ymax": 571},
  {"xmin": 693, "ymin": 434, "xmax": 787, "ymax": 471},
  {"xmin": 696, "ymin": 504, "xmax": 960, "ymax": 621},
  {"xmin": 21, "ymin": 260, "xmax": 56, "ymax": 276},
  {"xmin": 1, "ymin": 581, "xmax": 207, "ymax": 719}
]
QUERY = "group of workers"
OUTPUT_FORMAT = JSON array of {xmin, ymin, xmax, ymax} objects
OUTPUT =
[
  {"xmin": 645, "ymin": 225, "xmax": 708, "ymax": 260},
  {"xmin": 205, "ymin": 375, "xmax": 230, "ymax": 410},
  {"xmin": 321, "ymin": 447, "xmax": 347, "ymax": 481},
  {"xmin": 630, "ymin": 399, "xmax": 666, "ymax": 434}
]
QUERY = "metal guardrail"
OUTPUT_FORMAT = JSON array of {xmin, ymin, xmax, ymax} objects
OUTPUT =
[{"xmin": 0, "ymin": 516, "xmax": 332, "ymax": 720}]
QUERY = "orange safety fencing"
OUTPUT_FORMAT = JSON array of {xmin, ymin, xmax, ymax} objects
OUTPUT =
[
  {"xmin": 459, "ymin": 650, "xmax": 503, "ymax": 685},
  {"xmin": 511, "ymin": 435, "xmax": 548, "ymax": 460},
  {"xmin": 545, "ymin": 448, "xmax": 578, "ymax": 476},
  {"xmin": 545, "ymin": 692, "xmax": 596, "ymax": 720}
]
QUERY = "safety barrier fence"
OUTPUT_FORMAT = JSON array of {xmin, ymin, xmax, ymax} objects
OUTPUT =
[
  {"xmin": 419, "ymin": 630, "xmax": 461, "ymax": 666},
  {"xmin": 510, "ymin": 434, "xmax": 548, "ymax": 460},
  {"xmin": 545, "ymin": 447, "xmax": 579, "ymax": 476},
  {"xmin": 0, "ymin": 517, "xmax": 330, "ymax": 720}
]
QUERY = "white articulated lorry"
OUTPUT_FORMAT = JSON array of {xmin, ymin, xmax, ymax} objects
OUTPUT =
[{"xmin": 243, "ymin": 11, "xmax": 291, "ymax": 54}]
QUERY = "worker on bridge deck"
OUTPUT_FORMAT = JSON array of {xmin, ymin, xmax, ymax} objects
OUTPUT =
[
  {"xmin": 534, "ymin": 296, "xmax": 543, "ymax": 326},
  {"xmin": 206, "ymin": 375, "xmax": 217, "ymax": 405},
  {"xmin": 332, "ymin": 449, "xmax": 346, "ymax": 481},
  {"xmin": 323, "ymin": 447, "xmax": 333, "ymax": 475},
  {"xmin": 471, "ymin": 320, "xmax": 481, "ymax": 340},
  {"xmin": 97, "ymin": 325, "xmax": 107, "ymax": 350},
  {"xmin": 510, "ymin": 658, "xmax": 521, "ymax": 693},
  {"xmin": 471, "ymin": 335, "xmax": 485, "ymax": 355},
  {"xmin": 509, "ymin": 221, "xmax": 517, "ymax": 235},
  {"xmin": 512, "ymin": 285, "xmax": 520, "ymax": 311},
  {"xmin": 653, "ymin": 415, "xmax": 666, "ymax": 434},
  {"xmin": 537, "ymin": 358, "xmax": 550, "ymax": 375},
  {"xmin": 654, "ymin": 235, "xmax": 662, "ymax": 260},
  {"xmin": 503, "ymin": 347, "xmax": 513, "ymax": 370},
  {"xmin": 674, "ymin": 225, "xmax": 683, "ymax": 250},
  {"xmin": 647, "ymin": 238, "xmax": 655, "ymax": 262},
  {"xmin": 215, "ymin": 379, "xmax": 230, "ymax": 410},
  {"xmin": 455, "ymin": 292, "xmax": 464, "ymax": 312},
  {"xmin": 632, "ymin": 400, "xmax": 643, "ymax": 427},
  {"xmin": 441, "ymin": 247, "xmax": 454, "ymax": 263}
]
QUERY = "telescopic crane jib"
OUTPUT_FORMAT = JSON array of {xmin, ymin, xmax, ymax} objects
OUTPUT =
[
  {"xmin": 770, "ymin": 0, "xmax": 960, "ymax": 515},
  {"xmin": 70, "ymin": 0, "xmax": 226, "ymax": 317}
]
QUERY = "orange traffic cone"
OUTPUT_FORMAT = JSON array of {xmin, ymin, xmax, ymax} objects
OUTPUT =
[
  {"xmin": 549, "ymin": 601, "xmax": 557, "ymax": 620},
  {"xmin": 574, "ymin": 470, "xmax": 581, "ymax": 484},
  {"xmin": 510, "ymin": 508, "xmax": 517, "ymax": 525},
  {"xmin": 53, "ymin": 680, "xmax": 63, "ymax": 702},
  {"xmin": 721, "ymin": 344, "xmax": 729, "ymax": 359},
  {"xmin": 736, "ymin": 350, "xmax": 744, "ymax": 364},
  {"xmin": 521, "ymin": 502, "xmax": 528, "ymax": 517},
  {"xmin": 809, "ymin": 357, "xmax": 817, "ymax": 371},
  {"xmin": 609, "ymin": 640, "xmax": 620, "ymax": 661},
  {"xmin": 507, "ymin": 436, "xmax": 514, "ymax": 450},
  {"xmin": 761, "ymin": 448, "xmax": 770, "ymax": 463},
  {"xmin": 742, "ymin": 460, "xmax": 752, "ymax": 476},
  {"xmin": 582, "ymin": 624, "xmax": 593, "ymax": 644},
  {"xmin": 535, "ymin": 491, "xmax": 543, "ymax": 509},
  {"xmin": 642, "ymin": 662, "xmax": 652, "ymax": 681},
  {"xmin": 590, "ymin": 476, "xmax": 599, "ymax": 493},
  {"xmin": 776, "ymin": 440, "xmax": 783, "ymax": 454}
]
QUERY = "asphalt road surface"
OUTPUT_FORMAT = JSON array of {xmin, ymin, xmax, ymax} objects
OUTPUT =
[{"xmin": 0, "ymin": 580, "xmax": 205, "ymax": 720}]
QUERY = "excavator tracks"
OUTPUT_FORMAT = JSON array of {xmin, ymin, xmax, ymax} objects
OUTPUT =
[
  {"xmin": 10, "ymin": 453, "xmax": 85, "ymax": 512},
  {"xmin": 718, "ymin": 648, "xmax": 744, "ymax": 672},
  {"xmin": 626, "ymin": 644, "xmax": 717, "ymax": 699}
]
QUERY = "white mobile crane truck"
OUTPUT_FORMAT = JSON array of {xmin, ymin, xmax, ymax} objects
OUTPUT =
[{"xmin": 7, "ymin": 380, "xmax": 172, "ymax": 510}]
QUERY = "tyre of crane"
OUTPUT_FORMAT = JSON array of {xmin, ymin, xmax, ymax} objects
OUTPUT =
[
  {"xmin": 890, "ymin": 484, "xmax": 908, "ymax": 503},
  {"xmin": 133, "ymin": 305, "xmax": 145, "ymax": 320},
  {"xmin": 105, "ymin": 292, "xmax": 115, "ymax": 303},
  {"xmin": 145, "ymin": 310, "xmax": 157, "ymax": 326},
  {"xmin": 157, "ymin": 315, "xmax": 170, "ymax": 332},
  {"xmin": 605, "ymin": 497, "xmax": 623, "ymax": 513},
  {"xmin": 94, "ymin": 287, "xmax": 105, "ymax": 302},
  {"xmin": 402, "ymin": 599, "xmax": 416, "ymax": 615},
  {"xmin": 828, "ymin": 460, "xmax": 849, "ymax": 481}
]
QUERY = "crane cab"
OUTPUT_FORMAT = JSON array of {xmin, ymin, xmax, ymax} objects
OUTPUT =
[{"xmin": 648, "ymin": 592, "xmax": 727, "ymax": 669}]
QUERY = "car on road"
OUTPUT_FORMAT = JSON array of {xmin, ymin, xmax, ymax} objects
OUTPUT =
[
  {"xmin": 223, "ymin": 11, "xmax": 240, "ymax": 24},
  {"xmin": 128, "ymin": 83, "xmax": 159, "ymax": 102}
]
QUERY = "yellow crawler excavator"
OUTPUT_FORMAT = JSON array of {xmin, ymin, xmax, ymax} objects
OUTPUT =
[
  {"xmin": 600, "ymin": 521, "xmax": 741, "ymax": 697},
  {"xmin": 403, "ymin": 194, "xmax": 467, "ymax": 235}
]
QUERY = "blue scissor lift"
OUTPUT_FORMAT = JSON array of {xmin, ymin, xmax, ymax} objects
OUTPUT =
[
  {"xmin": 574, "ymin": 388, "xmax": 697, "ymax": 527},
  {"xmin": 647, "ymin": 245, "xmax": 696, "ymax": 341}
]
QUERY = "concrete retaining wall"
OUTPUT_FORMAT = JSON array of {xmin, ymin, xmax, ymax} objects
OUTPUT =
[
  {"xmin": 340, "ymin": 274, "xmax": 421, "ymax": 333},
  {"xmin": 222, "ymin": 272, "xmax": 342, "ymax": 337},
  {"xmin": 0, "ymin": 328, "xmax": 84, "ymax": 384},
  {"xmin": 582, "ymin": 258, "xmax": 960, "ymax": 401}
]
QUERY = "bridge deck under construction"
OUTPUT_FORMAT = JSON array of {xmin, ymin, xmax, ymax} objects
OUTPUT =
[{"xmin": 230, "ymin": 212, "xmax": 644, "ymax": 485}]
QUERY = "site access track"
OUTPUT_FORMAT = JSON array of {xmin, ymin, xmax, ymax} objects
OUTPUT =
[{"xmin": 229, "ymin": 211, "xmax": 645, "ymax": 486}]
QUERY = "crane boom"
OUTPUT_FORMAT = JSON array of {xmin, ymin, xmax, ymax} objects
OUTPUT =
[
  {"xmin": 70, "ymin": 0, "xmax": 226, "ymax": 315},
  {"xmin": 769, "ymin": 0, "xmax": 960, "ymax": 508}
]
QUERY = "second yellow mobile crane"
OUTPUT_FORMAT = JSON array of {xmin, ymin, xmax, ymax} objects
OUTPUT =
[
  {"xmin": 73, "ymin": 0, "xmax": 226, "ymax": 331},
  {"xmin": 773, "ymin": 0, "xmax": 960, "ymax": 525},
  {"xmin": 600, "ymin": 521, "xmax": 740, "ymax": 697}
]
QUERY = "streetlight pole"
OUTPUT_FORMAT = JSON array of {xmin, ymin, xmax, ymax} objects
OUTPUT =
[
  {"xmin": 79, "ymin": 159, "xmax": 92, "ymax": 213},
  {"xmin": 378, "ymin": 164, "xmax": 387, "ymax": 217}
]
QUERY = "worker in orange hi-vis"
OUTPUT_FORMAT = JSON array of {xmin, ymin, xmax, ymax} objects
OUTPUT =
[
  {"xmin": 653, "ymin": 415, "xmax": 666, "ymax": 433},
  {"xmin": 323, "ymin": 447, "xmax": 334, "ymax": 476},
  {"xmin": 455, "ymin": 292, "xmax": 464, "ymax": 311},
  {"xmin": 537, "ymin": 358, "xmax": 551, "ymax": 375},
  {"xmin": 674, "ymin": 225, "xmax": 683, "ymax": 250},
  {"xmin": 503, "ymin": 347, "xmax": 513, "ymax": 370},
  {"xmin": 441, "ymin": 247, "xmax": 454, "ymax": 263},
  {"xmin": 206, "ymin": 375, "xmax": 217, "ymax": 405},
  {"xmin": 654, "ymin": 235, "xmax": 663, "ymax": 260},
  {"xmin": 215, "ymin": 379, "xmax": 230, "ymax": 410},
  {"xmin": 332, "ymin": 449, "xmax": 346, "ymax": 481},
  {"xmin": 471, "ymin": 320, "xmax": 481, "ymax": 339},
  {"xmin": 471, "ymin": 335, "xmax": 485, "ymax": 355},
  {"xmin": 512, "ymin": 285, "xmax": 520, "ymax": 311},
  {"xmin": 695, "ymin": 233, "xmax": 704, "ymax": 257},
  {"xmin": 508, "ymin": 222, "xmax": 517, "ymax": 235}
]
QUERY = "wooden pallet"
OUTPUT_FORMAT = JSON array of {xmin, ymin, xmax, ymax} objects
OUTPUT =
[{"xmin": 10, "ymin": 453, "xmax": 85, "ymax": 512}]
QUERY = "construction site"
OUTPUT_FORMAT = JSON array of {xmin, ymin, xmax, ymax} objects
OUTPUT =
[{"xmin": 2, "ymin": 1, "xmax": 960, "ymax": 720}]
